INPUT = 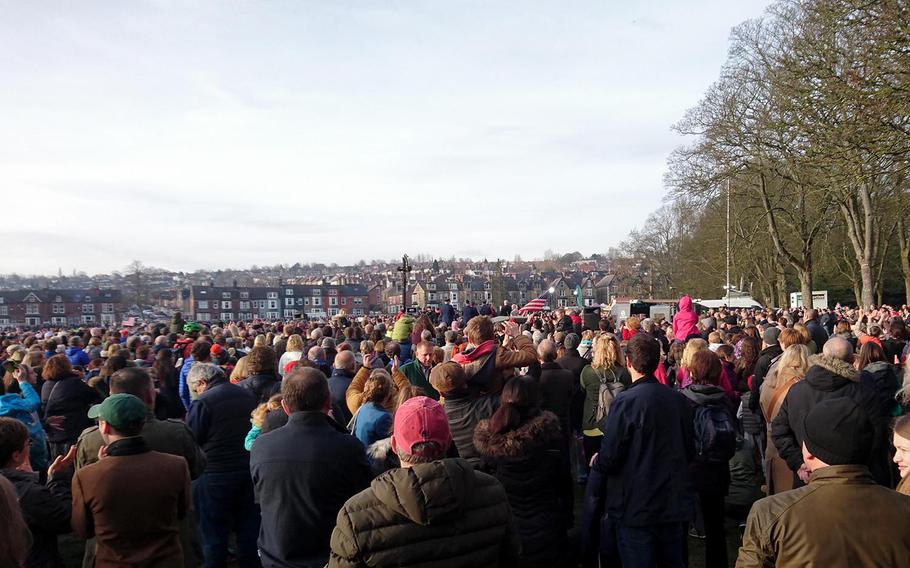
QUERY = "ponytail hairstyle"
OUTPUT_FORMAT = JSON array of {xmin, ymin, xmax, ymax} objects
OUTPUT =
[
  {"xmin": 487, "ymin": 376, "xmax": 541, "ymax": 435},
  {"xmin": 363, "ymin": 370, "xmax": 392, "ymax": 406}
]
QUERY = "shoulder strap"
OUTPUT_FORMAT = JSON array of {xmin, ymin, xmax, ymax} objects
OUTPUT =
[{"xmin": 765, "ymin": 377, "xmax": 798, "ymax": 422}]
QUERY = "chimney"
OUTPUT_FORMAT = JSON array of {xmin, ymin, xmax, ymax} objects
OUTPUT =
[{"xmin": 233, "ymin": 279, "xmax": 238, "ymax": 288}]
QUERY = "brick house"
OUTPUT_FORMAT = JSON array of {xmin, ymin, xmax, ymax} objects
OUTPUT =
[
  {"xmin": 189, "ymin": 284, "xmax": 369, "ymax": 322},
  {"xmin": 0, "ymin": 288, "xmax": 123, "ymax": 328}
]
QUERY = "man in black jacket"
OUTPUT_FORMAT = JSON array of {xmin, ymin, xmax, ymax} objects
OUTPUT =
[
  {"xmin": 592, "ymin": 333, "xmax": 695, "ymax": 568},
  {"xmin": 186, "ymin": 363, "xmax": 259, "ymax": 568},
  {"xmin": 748, "ymin": 326, "xmax": 783, "ymax": 412},
  {"xmin": 251, "ymin": 367, "xmax": 373, "ymax": 568},
  {"xmin": 771, "ymin": 336, "xmax": 891, "ymax": 486},
  {"xmin": 0, "ymin": 417, "xmax": 73, "ymax": 568}
]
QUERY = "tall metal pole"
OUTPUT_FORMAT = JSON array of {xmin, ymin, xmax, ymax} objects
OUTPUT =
[{"xmin": 726, "ymin": 179, "xmax": 731, "ymax": 304}]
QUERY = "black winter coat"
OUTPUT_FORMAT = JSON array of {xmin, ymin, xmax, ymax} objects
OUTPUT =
[
  {"xmin": 680, "ymin": 384, "xmax": 734, "ymax": 495},
  {"xmin": 475, "ymin": 411, "xmax": 570, "ymax": 568},
  {"xmin": 859, "ymin": 361, "xmax": 901, "ymax": 417},
  {"xmin": 185, "ymin": 380, "xmax": 257, "ymax": 473},
  {"xmin": 1, "ymin": 468, "xmax": 72, "ymax": 568},
  {"xmin": 538, "ymin": 362, "xmax": 575, "ymax": 441},
  {"xmin": 41, "ymin": 374, "xmax": 103, "ymax": 443},
  {"xmin": 771, "ymin": 354, "xmax": 891, "ymax": 485},
  {"xmin": 237, "ymin": 373, "xmax": 280, "ymax": 404},
  {"xmin": 251, "ymin": 411, "xmax": 373, "ymax": 566},
  {"xmin": 748, "ymin": 344, "xmax": 783, "ymax": 412}
]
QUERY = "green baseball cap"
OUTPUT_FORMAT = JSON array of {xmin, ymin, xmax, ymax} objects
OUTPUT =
[{"xmin": 87, "ymin": 393, "xmax": 147, "ymax": 431}]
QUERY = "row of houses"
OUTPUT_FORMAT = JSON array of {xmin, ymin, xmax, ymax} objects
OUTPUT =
[
  {"xmin": 185, "ymin": 284, "xmax": 377, "ymax": 322},
  {"xmin": 381, "ymin": 273, "xmax": 615, "ymax": 314},
  {"xmin": 0, "ymin": 289, "xmax": 123, "ymax": 327}
]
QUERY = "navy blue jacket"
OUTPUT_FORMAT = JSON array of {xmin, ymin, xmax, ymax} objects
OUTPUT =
[
  {"xmin": 440, "ymin": 303, "xmax": 456, "ymax": 325},
  {"xmin": 186, "ymin": 380, "xmax": 258, "ymax": 473},
  {"xmin": 327, "ymin": 368, "xmax": 355, "ymax": 427},
  {"xmin": 462, "ymin": 305, "xmax": 479, "ymax": 323},
  {"xmin": 250, "ymin": 411, "xmax": 373, "ymax": 567},
  {"xmin": 593, "ymin": 376, "xmax": 695, "ymax": 527}
]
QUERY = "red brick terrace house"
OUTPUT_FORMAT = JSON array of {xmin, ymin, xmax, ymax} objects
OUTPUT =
[{"xmin": 0, "ymin": 288, "xmax": 123, "ymax": 328}]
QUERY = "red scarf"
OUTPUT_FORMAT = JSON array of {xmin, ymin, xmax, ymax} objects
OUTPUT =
[{"xmin": 452, "ymin": 340, "xmax": 496, "ymax": 365}]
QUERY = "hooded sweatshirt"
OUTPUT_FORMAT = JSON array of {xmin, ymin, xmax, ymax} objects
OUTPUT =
[{"xmin": 672, "ymin": 295, "xmax": 699, "ymax": 342}]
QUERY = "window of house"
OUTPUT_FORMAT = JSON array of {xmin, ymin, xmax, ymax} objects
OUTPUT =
[
  {"xmin": 312, "ymin": 289, "xmax": 321, "ymax": 296},
  {"xmin": 286, "ymin": 288, "xmax": 293, "ymax": 296},
  {"xmin": 239, "ymin": 301, "xmax": 250, "ymax": 310},
  {"xmin": 268, "ymin": 300, "xmax": 278, "ymax": 310},
  {"xmin": 267, "ymin": 292, "xmax": 278, "ymax": 299},
  {"xmin": 81, "ymin": 315, "xmax": 95, "ymax": 324},
  {"xmin": 220, "ymin": 312, "xmax": 234, "ymax": 321},
  {"xmin": 240, "ymin": 291, "xmax": 249, "ymax": 300},
  {"xmin": 198, "ymin": 300, "xmax": 208, "ymax": 309},
  {"xmin": 329, "ymin": 289, "xmax": 337, "ymax": 296},
  {"xmin": 102, "ymin": 303, "xmax": 113, "ymax": 313},
  {"xmin": 81, "ymin": 304, "xmax": 94, "ymax": 314},
  {"xmin": 222, "ymin": 292, "xmax": 231, "ymax": 299},
  {"xmin": 329, "ymin": 297, "xmax": 338, "ymax": 307},
  {"xmin": 52, "ymin": 303, "xmax": 65, "ymax": 314},
  {"xmin": 354, "ymin": 297, "xmax": 363, "ymax": 305},
  {"xmin": 221, "ymin": 301, "xmax": 231, "ymax": 309},
  {"xmin": 0, "ymin": 306, "xmax": 7, "ymax": 316},
  {"xmin": 313, "ymin": 297, "xmax": 322, "ymax": 306},
  {"xmin": 197, "ymin": 313, "xmax": 212, "ymax": 322},
  {"xmin": 285, "ymin": 298, "xmax": 294, "ymax": 307}
]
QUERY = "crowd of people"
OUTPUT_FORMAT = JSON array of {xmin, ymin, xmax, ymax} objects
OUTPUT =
[{"xmin": 2, "ymin": 295, "xmax": 910, "ymax": 567}]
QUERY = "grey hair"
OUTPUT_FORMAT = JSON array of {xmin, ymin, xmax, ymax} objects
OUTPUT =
[{"xmin": 187, "ymin": 362, "xmax": 224, "ymax": 399}]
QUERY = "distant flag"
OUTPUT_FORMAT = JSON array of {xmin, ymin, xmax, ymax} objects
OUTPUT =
[{"xmin": 518, "ymin": 289, "xmax": 552, "ymax": 314}]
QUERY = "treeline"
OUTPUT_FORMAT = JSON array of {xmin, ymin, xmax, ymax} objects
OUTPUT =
[{"xmin": 622, "ymin": 0, "xmax": 909, "ymax": 309}]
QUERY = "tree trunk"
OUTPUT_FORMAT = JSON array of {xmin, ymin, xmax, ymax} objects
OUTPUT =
[
  {"xmin": 775, "ymin": 258, "xmax": 788, "ymax": 309},
  {"xmin": 798, "ymin": 269, "xmax": 813, "ymax": 310},
  {"xmin": 839, "ymin": 185, "xmax": 877, "ymax": 308}
]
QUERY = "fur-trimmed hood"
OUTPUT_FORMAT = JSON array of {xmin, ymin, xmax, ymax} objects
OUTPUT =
[
  {"xmin": 806, "ymin": 354, "xmax": 859, "ymax": 385},
  {"xmin": 473, "ymin": 410, "xmax": 561, "ymax": 458}
]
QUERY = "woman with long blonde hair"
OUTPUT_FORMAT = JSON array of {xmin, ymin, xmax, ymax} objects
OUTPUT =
[
  {"xmin": 761, "ymin": 344, "xmax": 810, "ymax": 495},
  {"xmin": 277, "ymin": 334, "xmax": 305, "ymax": 378},
  {"xmin": 579, "ymin": 334, "xmax": 631, "ymax": 465}
]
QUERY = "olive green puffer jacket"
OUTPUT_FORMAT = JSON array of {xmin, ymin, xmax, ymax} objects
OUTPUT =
[{"xmin": 328, "ymin": 458, "xmax": 520, "ymax": 568}]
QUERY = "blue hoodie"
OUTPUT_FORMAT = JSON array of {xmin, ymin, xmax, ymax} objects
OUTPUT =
[
  {"xmin": 65, "ymin": 346, "xmax": 90, "ymax": 367},
  {"xmin": 0, "ymin": 382, "xmax": 49, "ymax": 470}
]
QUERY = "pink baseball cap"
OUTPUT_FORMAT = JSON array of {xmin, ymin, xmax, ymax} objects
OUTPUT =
[{"xmin": 392, "ymin": 396, "xmax": 451, "ymax": 458}]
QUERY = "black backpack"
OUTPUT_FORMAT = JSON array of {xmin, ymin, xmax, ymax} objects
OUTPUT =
[{"xmin": 693, "ymin": 403, "xmax": 736, "ymax": 464}]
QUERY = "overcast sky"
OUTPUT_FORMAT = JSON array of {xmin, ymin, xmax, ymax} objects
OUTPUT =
[{"xmin": 1, "ymin": 0, "xmax": 771, "ymax": 275}]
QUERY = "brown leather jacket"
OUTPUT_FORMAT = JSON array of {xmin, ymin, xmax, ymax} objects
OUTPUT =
[{"xmin": 736, "ymin": 465, "xmax": 910, "ymax": 567}]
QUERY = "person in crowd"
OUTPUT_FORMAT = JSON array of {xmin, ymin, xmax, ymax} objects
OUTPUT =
[
  {"xmin": 65, "ymin": 337, "xmax": 90, "ymax": 368},
  {"xmin": 747, "ymin": 326, "xmax": 782, "ymax": 412},
  {"xmin": 442, "ymin": 330, "xmax": 458, "ymax": 362},
  {"xmin": 277, "ymin": 334, "xmax": 305, "ymax": 378},
  {"xmin": 351, "ymin": 370, "xmax": 394, "ymax": 449},
  {"xmin": 244, "ymin": 394, "xmax": 283, "ymax": 451},
  {"xmin": 429, "ymin": 361, "xmax": 498, "ymax": 466},
  {"xmin": 344, "ymin": 360, "xmax": 410, "ymax": 418},
  {"xmin": 452, "ymin": 317, "xmax": 537, "ymax": 395},
  {"xmin": 153, "ymin": 348, "xmax": 184, "ymax": 419},
  {"xmin": 758, "ymin": 344, "xmax": 809, "ymax": 495},
  {"xmin": 328, "ymin": 351, "xmax": 357, "ymax": 427},
  {"xmin": 328, "ymin": 396, "xmax": 521, "ymax": 567},
  {"xmin": 856, "ymin": 342, "xmax": 901, "ymax": 417},
  {"xmin": 72, "ymin": 393, "xmax": 191, "ymax": 567},
  {"xmin": 398, "ymin": 340, "xmax": 440, "ymax": 400},
  {"xmin": 680, "ymin": 350, "xmax": 736, "ymax": 568},
  {"xmin": 251, "ymin": 367, "xmax": 373, "ymax": 568},
  {"xmin": 0, "ymin": 363, "xmax": 50, "ymax": 474},
  {"xmin": 178, "ymin": 340, "xmax": 213, "ymax": 410},
  {"xmin": 536, "ymin": 340, "xmax": 574, "ymax": 448},
  {"xmin": 76, "ymin": 367, "xmax": 206, "ymax": 568},
  {"xmin": 804, "ymin": 309, "xmax": 829, "ymax": 351},
  {"xmin": 307, "ymin": 346, "xmax": 332, "ymax": 377},
  {"xmin": 0, "ymin": 475, "xmax": 31, "ymax": 568},
  {"xmin": 0, "ymin": 417, "xmax": 73, "ymax": 568},
  {"xmin": 462, "ymin": 301, "xmax": 479, "ymax": 325},
  {"xmin": 440, "ymin": 298, "xmax": 456, "ymax": 327},
  {"xmin": 186, "ymin": 363, "xmax": 259, "ymax": 568},
  {"xmin": 673, "ymin": 295, "xmax": 700, "ymax": 342},
  {"xmin": 893, "ymin": 414, "xmax": 910, "ymax": 496},
  {"xmin": 474, "ymin": 376, "xmax": 570, "ymax": 567},
  {"xmin": 237, "ymin": 346, "xmax": 280, "ymax": 403},
  {"xmin": 579, "ymin": 334, "xmax": 630, "ymax": 468},
  {"xmin": 592, "ymin": 333, "xmax": 695, "ymax": 568},
  {"xmin": 772, "ymin": 336, "xmax": 891, "ymax": 487},
  {"xmin": 41, "ymin": 354, "xmax": 102, "ymax": 461},
  {"xmin": 738, "ymin": 398, "xmax": 910, "ymax": 567}
]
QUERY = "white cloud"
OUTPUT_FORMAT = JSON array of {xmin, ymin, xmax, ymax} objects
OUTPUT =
[{"xmin": 0, "ymin": 0, "xmax": 771, "ymax": 274}]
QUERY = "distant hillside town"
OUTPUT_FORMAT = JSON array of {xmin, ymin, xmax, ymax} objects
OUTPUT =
[{"xmin": 0, "ymin": 253, "xmax": 654, "ymax": 326}]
